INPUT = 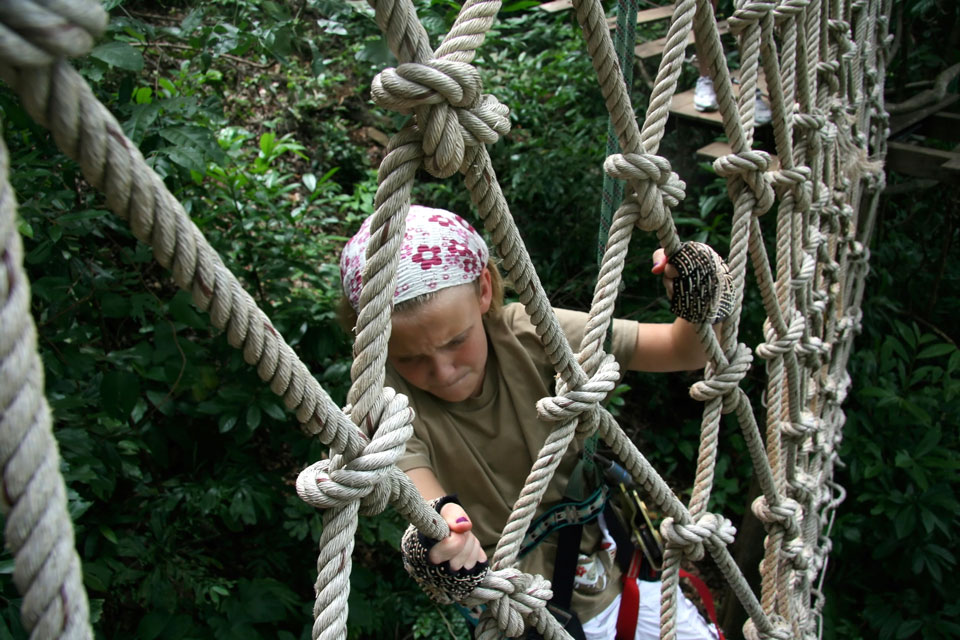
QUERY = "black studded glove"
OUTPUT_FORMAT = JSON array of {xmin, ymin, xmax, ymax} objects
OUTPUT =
[
  {"xmin": 401, "ymin": 495, "xmax": 488, "ymax": 605},
  {"xmin": 667, "ymin": 242, "xmax": 735, "ymax": 324}
]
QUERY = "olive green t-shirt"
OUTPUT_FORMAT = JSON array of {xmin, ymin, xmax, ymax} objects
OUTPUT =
[{"xmin": 391, "ymin": 303, "xmax": 638, "ymax": 620}]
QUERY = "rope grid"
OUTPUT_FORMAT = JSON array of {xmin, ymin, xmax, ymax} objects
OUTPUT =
[{"xmin": 0, "ymin": 0, "xmax": 889, "ymax": 638}]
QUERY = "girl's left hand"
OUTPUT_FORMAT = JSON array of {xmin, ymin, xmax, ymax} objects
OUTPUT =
[{"xmin": 651, "ymin": 248, "xmax": 679, "ymax": 299}]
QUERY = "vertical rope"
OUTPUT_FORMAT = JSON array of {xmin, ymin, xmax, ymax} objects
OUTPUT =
[{"xmin": 598, "ymin": 0, "xmax": 638, "ymax": 264}]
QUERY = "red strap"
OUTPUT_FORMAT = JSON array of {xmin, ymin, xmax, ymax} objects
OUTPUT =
[
  {"xmin": 615, "ymin": 550, "xmax": 642, "ymax": 640},
  {"xmin": 679, "ymin": 569, "xmax": 726, "ymax": 640}
]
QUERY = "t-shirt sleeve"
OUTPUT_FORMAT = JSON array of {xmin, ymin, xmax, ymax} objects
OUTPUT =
[
  {"xmin": 386, "ymin": 370, "xmax": 436, "ymax": 473},
  {"xmin": 397, "ymin": 431, "xmax": 433, "ymax": 473}
]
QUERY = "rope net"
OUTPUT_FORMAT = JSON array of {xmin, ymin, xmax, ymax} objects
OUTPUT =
[{"xmin": 0, "ymin": 0, "xmax": 888, "ymax": 638}]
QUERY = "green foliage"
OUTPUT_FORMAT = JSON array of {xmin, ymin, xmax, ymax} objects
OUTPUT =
[{"xmin": 0, "ymin": 1, "xmax": 386, "ymax": 637}]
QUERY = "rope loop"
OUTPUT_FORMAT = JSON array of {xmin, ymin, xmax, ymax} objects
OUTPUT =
[
  {"xmin": 0, "ymin": 0, "xmax": 107, "ymax": 66},
  {"xmin": 790, "ymin": 252, "xmax": 817, "ymax": 290},
  {"xmin": 713, "ymin": 151, "xmax": 776, "ymax": 216},
  {"xmin": 751, "ymin": 496, "xmax": 801, "ymax": 538},
  {"xmin": 371, "ymin": 60, "xmax": 510, "ymax": 178},
  {"xmin": 794, "ymin": 111, "xmax": 826, "ymax": 131},
  {"xmin": 659, "ymin": 513, "xmax": 737, "ymax": 562},
  {"xmin": 536, "ymin": 354, "xmax": 620, "ymax": 424},
  {"xmin": 728, "ymin": 0, "xmax": 776, "ymax": 35},
  {"xmin": 295, "ymin": 388, "xmax": 414, "ymax": 515},
  {"xmin": 470, "ymin": 569, "xmax": 553, "ymax": 638},
  {"xmin": 789, "ymin": 469, "xmax": 819, "ymax": 502},
  {"xmin": 782, "ymin": 409, "xmax": 817, "ymax": 440},
  {"xmin": 604, "ymin": 152, "xmax": 673, "ymax": 185},
  {"xmin": 782, "ymin": 537, "xmax": 808, "ymax": 571},
  {"xmin": 836, "ymin": 309, "xmax": 863, "ymax": 342},
  {"xmin": 372, "ymin": 60, "xmax": 482, "ymax": 110},
  {"xmin": 756, "ymin": 311, "xmax": 804, "ymax": 360},
  {"xmin": 690, "ymin": 343, "xmax": 753, "ymax": 410},
  {"xmin": 604, "ymin": 153, "xmax": 686, "ymax": 231},
  {"xmin": 773, "ymin": 0, "xmax": 810, "ymax": 23}
]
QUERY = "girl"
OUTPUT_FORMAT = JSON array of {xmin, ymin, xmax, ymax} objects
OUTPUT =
[{"xmin": 339, "ymin": 205, "xmax": 728, "ymax": 640}]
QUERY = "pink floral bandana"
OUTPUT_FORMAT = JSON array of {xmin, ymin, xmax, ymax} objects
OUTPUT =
[{"xmin": 339, "ymin": 205, "xmax": 490, "ymax": 312}]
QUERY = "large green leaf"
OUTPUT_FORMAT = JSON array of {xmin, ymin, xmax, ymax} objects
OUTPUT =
[{"xmin": 90, "ymin": 41, "xmax": 144, "ymax": 72}]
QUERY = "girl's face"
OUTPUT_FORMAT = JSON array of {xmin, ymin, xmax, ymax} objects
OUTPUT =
[{"xmin": 388, "ymin": 268, "xmax": 492, "ymax": 403}]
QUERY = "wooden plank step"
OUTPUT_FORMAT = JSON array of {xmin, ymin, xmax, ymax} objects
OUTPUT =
[
  {"xmin": 606, "ymin": 5, "xmax": 674, "ymax": 28},
  {"xmin": 538, "ymin": 0, "xmax": 574, "ymax": 13},
  {"xmin": 539, "ymin": 0, "xmax": 675, "ymax": 28},
  {"xmin": 635, "ymin": 20, "xmax": 728, "ymax": 59},
  {"xmin": 670, "ymin": 72, "xmax": 770, "ymax": 126},
  {"xmin": 888, "ymin": 94, "xmax": 959, "ymax": 137},
  {"xmin": 886, "ymin": 140, "xmax": 960, "ymax": 181},
  {"xmin": 672, "ymin": 89, "xmax": 724, "ymax": 125},
  {"xmin": 696, "ymin": 141, "xmax": 780, "ymax": 170}
]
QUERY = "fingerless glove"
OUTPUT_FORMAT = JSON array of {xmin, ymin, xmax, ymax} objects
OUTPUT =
[
  {"xmin": 668, "ymin": 241, "xmax": 735, "ymax": 324},
  {"xmin": 401, "ymin": 495, "xmax": 488, "ymax": 604}
]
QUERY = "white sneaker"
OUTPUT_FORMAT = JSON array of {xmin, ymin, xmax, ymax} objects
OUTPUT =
[
  {"xmin": 693, "ymin": 76, "xmax": 719, "ymax": 112},
  {"xmin": 755, "ymin": 90, "xmax": 772, "ymax": 126}
]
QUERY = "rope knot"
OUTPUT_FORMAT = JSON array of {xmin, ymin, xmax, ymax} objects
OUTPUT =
[
  {"xmin": 728, "ymin": 1, "xmax": 776, "ymax": 35},
  {"xmin": 471, "ymin": 569, "xmax": 552, "ymax": 638},
  {"xmin": 756, "ymin": 311, "xmax": 804, "ymax": 360},
  {"xmin": 848, "ymin": 240, "xmax": 869, "ymax": 263},
  {"xmin": 689, "ymin": 343, "xmax": 753, "ymax": 410},
  {"xmin": 604, "ymin": 153, "xmax": 686, "ymax": 231},
  {"xmin": 0, "ymin": 0, "xmax": 107, "ymax": 66},
  {"xmin": 751, "ymin": 496, "xmax": 801, "ymax": 537},
  {"xmin": 537, "ymin": 355, "xmax": 620, "ymax": 428},
  {"xmin": 713, "ymin": 151, "xmax": 775, "ymax": 215},
  {"xmin": 659, "ymin": 513, "xmax": 736, "ymax": 561},
  {"xmin": 371, "ymin": 59, "xmax": 510, "ymax": 178},
  {"xmin": 743, "ymin": 617, "xmax": 793, "ymax": 640},
  {"xmin": 295, "ymin": 388, "xmax": 414, "ymax": 515}
]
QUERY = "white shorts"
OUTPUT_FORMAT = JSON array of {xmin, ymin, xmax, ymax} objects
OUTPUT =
[{"xmin": 582, "ymin": 579, "xmax": 719, "ymax": 640}]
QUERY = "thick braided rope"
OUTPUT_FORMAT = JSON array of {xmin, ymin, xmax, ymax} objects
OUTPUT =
[
  {"xmin": 353, "ymin": 0, "xmax": 887, "ymax": 638},
  {"xmin": 569, "ymin": 1, "xmax": 886, "ymax": 639},
  {"xmin": 0, "ymin": 1, "xmax": 888, "ymax": 639},
  {"xmin": 0, "ymin": 130, "xmax": 92, "ymax": 640}
]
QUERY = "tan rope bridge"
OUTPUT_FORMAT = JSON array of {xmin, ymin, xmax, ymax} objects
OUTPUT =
[{"xmin": 0, "ymin": 0, "xmax": 888, "ymax": 638}]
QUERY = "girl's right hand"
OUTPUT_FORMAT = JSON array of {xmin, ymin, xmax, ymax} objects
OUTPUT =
[{"xmin": 428, "ymin": 502, "xmax": 487, "ymax": 571}]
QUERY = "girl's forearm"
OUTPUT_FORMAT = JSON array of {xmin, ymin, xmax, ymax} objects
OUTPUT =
[{"xmin": 406, "ymin": 467, "xmax": 447, "ymax": 501}]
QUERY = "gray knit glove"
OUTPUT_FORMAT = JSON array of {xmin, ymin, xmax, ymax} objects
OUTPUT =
[
  {"xmin": 401, "ymin": 495, "xmax": 488, "ymax": 605},
  {"xmin": 668, "ymin": 242, "xmax": 735, "ymax": 324}
]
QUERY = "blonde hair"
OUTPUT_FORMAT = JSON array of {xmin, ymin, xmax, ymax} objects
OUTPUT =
[{"xmin": 337, "ymin": 258, "xmax": 505, "ymax": 334}]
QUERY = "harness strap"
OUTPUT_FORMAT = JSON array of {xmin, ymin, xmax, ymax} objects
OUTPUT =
[
  {"xmin": 616, "ymin": 549, "xmax": 643, "ymax": 640},
  {"xmin": 519, "ymin": 486, "xmax": 608, "ymax": 558},
  {"xmin": 679, "ymin": 569, "xmax": 726, "ymax": 640}
]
